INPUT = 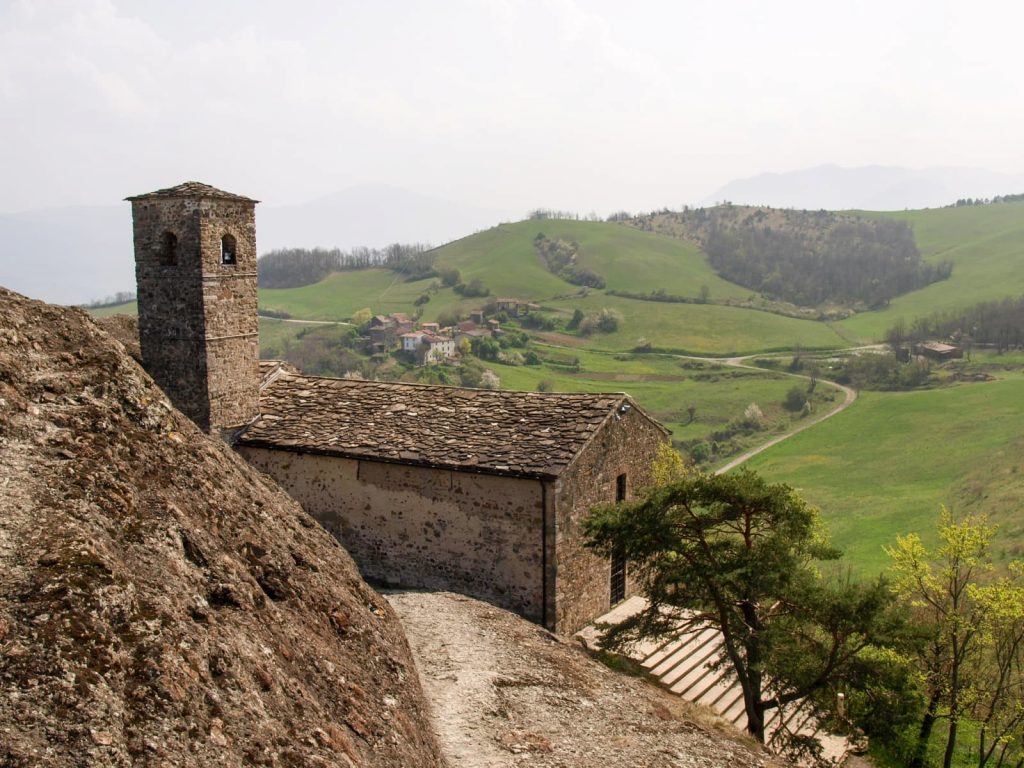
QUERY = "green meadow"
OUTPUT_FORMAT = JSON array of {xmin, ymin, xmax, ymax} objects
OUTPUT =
[
  {"xmin": 543, "ymin": 293, "xmax": 848, "ymax": 355},
  {"xmin": 744, "ymin": 362, "xmax": 1024, "ymax": 575},
  {"xmin": 492, "ymin": 346, "xmax": 816, "ymax": 442},
  {"xmin": 840, "ymin": 202, "xmax": 1024, "ymax": 341}
]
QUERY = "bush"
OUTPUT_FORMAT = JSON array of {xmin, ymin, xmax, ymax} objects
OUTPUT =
[
  {"xmin": 438, "ymin": 268, "xmax": 461, "ymax": 287},
  {"xmin": 480, "ymin": 370, "xmax": 501, "ymax": 389},
  {"xmin": 520, "ymin": 313, "xmax": 558, "ymax": 331},
  {"xmin": 689, "ymin": 442, "xmax": 711, "ymax": 463},
  {"xmin": 454, "ymin": 277, "xmax": 489, "ymax": 298},
  {"xmin": 536, "ymin": 379, "xmax": 555, "ymax": 392},
  {"xmin": 436, "ymin": 309, "xmax": 461, "ymax": 329},
  {"xmin": 741, "ymin": 403, "xmax": 764, "ymax": 429},
  {"xmin": 414, "ymin": 293, "xmax": 430, "ymax": 306},
  {"xmin": 579, "ymin": 308, "xmax": 622, "ymax": 335},
  {"xmin": 783, "ymin": 386, "xmax": 807, "ymax": 412}
]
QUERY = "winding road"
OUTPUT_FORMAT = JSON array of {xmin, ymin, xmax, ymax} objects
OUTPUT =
[{"xmin": 708, "ymin": 354, "xmax": 857, "ymax": 474}]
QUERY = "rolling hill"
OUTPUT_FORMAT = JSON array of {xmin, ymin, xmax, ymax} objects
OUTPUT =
[{"xmin": 838, "ymin": 201, "xmax": 1024, "ymax": 341}]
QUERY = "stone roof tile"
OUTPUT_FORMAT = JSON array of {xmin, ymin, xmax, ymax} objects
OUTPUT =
[
  {"xmin": 238, "ymin": 372, "xmax": 643, "ymax": 478},
  {"xmin": 125, "ymin": 181, "xmax": 257, "ymax": 203}
]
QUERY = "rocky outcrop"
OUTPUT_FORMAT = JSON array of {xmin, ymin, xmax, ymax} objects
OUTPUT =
[{"xmin": 0, "ymin": 287, "xmax": 444, "ymax": 767}]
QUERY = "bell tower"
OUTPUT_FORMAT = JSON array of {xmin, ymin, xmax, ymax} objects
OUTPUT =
[{"xmin": 127, "ymin": 182, "xmax": 260, "ymax": 434}]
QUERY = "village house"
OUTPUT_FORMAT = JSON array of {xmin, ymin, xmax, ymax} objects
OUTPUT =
[
  {"xmin": 401, "ymin": 330, "xmax": 425, "ymax": 353},
  {"xmin": 916, "ymin": 341, "xmax": 963, "ymax": 360},
  {"xmin": 494, "ymin": 297, "xmax": 541, "ymax": 317},
  {"xmin": 127, "ymin": 182, "xmax": 669, "ymax": 634},
  {"xmin": 420, "ymin": 333, "xmax": 456, "ymax": 364}
]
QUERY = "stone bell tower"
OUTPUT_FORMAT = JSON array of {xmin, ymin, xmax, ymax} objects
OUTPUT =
[{"xmin": 127, "ymin": 182, "xmax": 260, "ymax": 434}]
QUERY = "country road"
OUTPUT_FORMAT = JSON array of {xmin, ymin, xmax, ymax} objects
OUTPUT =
[
  {"xmin": 534, "ymin": 340, "xmax": 864, "ymax": 473},
  {"xmin": 709, "ymin": 355, "xmax": 857, "ymax": 475}
]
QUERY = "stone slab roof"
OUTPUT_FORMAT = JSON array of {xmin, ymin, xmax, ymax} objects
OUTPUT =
[
  {"xmin": 125, "ymin": 181, "xmax": 258, "ymax": 203},
  {"xmin": 238, "ymin": 371, "xmax": 662, "ymax": 478}
]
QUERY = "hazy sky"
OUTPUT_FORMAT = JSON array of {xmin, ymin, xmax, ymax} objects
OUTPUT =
[{"xmin": 2, "ymin": 0, "xmax": 1023, "ymax": 215}]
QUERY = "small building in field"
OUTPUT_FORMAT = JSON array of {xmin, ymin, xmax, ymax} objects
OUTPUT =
[
  {"xmin": 493, "ymin": 298, "xmax": 540, "ymax": 317},
  {"xmin": 916, "ymin": 341, "xmax": 963, "ymax": 360},
  {"xmin": 237, "ymin": 368, "xmax": 668, "ymax": 633}
]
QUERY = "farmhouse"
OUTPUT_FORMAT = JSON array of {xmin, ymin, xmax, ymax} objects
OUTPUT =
[
  {"xmin": 916, "ymin": 341, "xmax": 963, "ymax": 360},
  {"xmin": 127, "ymin": 181, "xmax": 669, "ymax": 634}
]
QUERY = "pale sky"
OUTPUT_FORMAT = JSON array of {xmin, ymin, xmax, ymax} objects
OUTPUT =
[{"xmin": 2, "ymin": 0, "xmax": 1023, "ymax": 215}]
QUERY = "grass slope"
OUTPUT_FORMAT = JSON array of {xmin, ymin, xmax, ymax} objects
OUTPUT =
[
  {"xmin": 436, "ymin": 220, "xmax": 749, "ymax": 300},
  {"xmin": 839, "ymin": 202, "xmax": 1024, "ymax": 341},
  {"xmin": 744, "ymin": 362, "xmax": 1024, "ymax": 575},
  {"xmin": 543, "ymin": 294, "xmax": 847, "ymax": 355}
]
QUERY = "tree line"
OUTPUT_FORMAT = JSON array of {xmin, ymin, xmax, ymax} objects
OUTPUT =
[
  {"xmin": 628, "ymin": 206, "xmax": 952, "ymax": 309},
  {"xmin": 888, "ymin": 295, "xmax": 1024, "ymax": 352},
  {"xmin": 949, "ymin": 193, "xmax": 1024, "ymax": 207},
  {"xmin": 257, "ymin": 243, "xmax": 434, "ymax": 288}
]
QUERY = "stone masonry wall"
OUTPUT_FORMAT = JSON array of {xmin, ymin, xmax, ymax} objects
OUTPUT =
[
  {"xmin": 237, "ymin": 448, "xmax": 547, "ymax": 623},
  {"xmin": 131, "ymin": 197, "xmax": 259, "ymax": 431},
  {"xmin": 552, "ymin": 409, "xmax": 667, "ymax": 634},
  {"xmin": 198, "ymin": 201, "xmax": 259, "ymax": 430}
]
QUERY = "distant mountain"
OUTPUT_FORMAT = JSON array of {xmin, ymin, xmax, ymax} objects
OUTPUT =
[
  {"xmin": 0, "ymin": 185, "xmax": 512, "ymax": 305},
  {"xmin": 705, "ymin": 165, "xmax": 1024, "ymax": 211},
  {"xmin": 0, "ymin": 205, "xmax": 134, "ymax": 306}
]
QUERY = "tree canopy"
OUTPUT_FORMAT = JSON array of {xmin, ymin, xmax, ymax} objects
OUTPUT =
[{"xmin": 584, "ymin": 469, "xmax": 904, "ymax": 748}]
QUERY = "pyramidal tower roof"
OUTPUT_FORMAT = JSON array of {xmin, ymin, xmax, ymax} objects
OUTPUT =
[{"xmin": 125, "ymin": 181, "xmax": 258, "ymax": 203}]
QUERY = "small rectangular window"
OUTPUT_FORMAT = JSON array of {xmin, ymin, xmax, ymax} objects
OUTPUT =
[{"xmin": 616, "ymin": 473, "xmax": 626, "ymax": 503}]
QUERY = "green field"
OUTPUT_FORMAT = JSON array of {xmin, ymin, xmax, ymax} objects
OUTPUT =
[
  {"xmin": 259, "ymin": 269, "xmax": 432, "ymax": 321},
  {"xmin": 840, "ymin": 202, "xmax": 1024, "ymax": 341},
  {"xmin": 89, "ymin": 301, "xmax": 137, "ymax": 317},
  {"xmin": 435, "ymin": 219, "xmax": 750, "ymax": 300},
  {"xmin": 543, "ymin": 293, "xmax": 848, "ymax": 355},
  {"xmin": 744, "ymin": 362, "xmax": 1024, "ymax": 575},
  {"xmin": 490, "ymin": 346, "xmax": 820, "ymax": 442}
]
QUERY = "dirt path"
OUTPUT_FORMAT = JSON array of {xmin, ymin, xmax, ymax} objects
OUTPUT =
[
  {"xmin": 271, "ymin": 317, "xmax": 350, "ymax": 326},
  {"xmin": 706, "ymin": 355, "xmax": 858, "ymax": 474},
  {"xmin": 386, "ymin": 590, "xmax": 781, "ymax": 768},
  {"xmin": 531, "ymin": 339, "xmax": 864, "ymax": 473}
]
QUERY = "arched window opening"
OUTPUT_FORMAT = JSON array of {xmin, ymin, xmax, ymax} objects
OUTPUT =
[
  {"xmin": 158, "ymin": 231, "xmax": 178, "ymax": 266},
  {"xmin": 221, "ymin": 234, "xmax": 237, "ymax": 265}
]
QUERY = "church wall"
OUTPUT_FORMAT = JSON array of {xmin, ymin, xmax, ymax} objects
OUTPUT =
[
  {"xmin": 551, "ymin": 409, "xmax": 667, "ymax": 634},
  {"xmin": 237, "ymin": 448, "xmax": 546, "ymax": 623}
]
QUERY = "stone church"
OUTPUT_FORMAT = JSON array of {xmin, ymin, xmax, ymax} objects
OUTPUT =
[{"xmin": 127, "ymin": 182, "xmax": 669, "ymax": 634}]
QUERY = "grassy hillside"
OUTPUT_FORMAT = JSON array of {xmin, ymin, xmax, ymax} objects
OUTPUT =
[
  {"xmin": 839, "ymin": 202, "xmax": 1024, "ymax": 341},
  {"xmin": 542, "ymin": 294, "xmax": 847, "ymax": 355},
  {"xmin": 436, "ymin": 220, "xmax": 750, "ymax": 300},
  {"xmin": 89, "ymin": 301, "xmax": 137, "ymax": 317},
  {"xmin": 257, "ymin": 221, "xmax": 847, "ymax": 354},
  {"xmin": 744, "ymin": 355, "xmax": 1024, "ymax": 575}
]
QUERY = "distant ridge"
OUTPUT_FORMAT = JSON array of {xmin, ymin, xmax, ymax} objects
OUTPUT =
[
  {"xmin": 704, "ymin": 165, "xmax": 1024, "ymax": 211},
  {"xmin": 0, "ymin": 185, "xmax": 512, "ymax": 305}
]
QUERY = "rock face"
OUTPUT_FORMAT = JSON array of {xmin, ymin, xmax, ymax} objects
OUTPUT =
[{"xmin": 0, "ymin": 287, "xmax": 444, "ymax": 767}]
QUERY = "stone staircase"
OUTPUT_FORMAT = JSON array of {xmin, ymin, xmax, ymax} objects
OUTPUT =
[{"xmin": 578, "ymin": 596, "xmax": 853, "ymax": 764}]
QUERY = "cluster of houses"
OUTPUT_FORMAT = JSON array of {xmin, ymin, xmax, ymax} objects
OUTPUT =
[{"xmin": 366, "ymin": 308, "xmax": 503, "ymax": 365}]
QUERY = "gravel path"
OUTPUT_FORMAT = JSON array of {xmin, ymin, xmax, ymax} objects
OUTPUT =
[{"xmin": 387, "ymin": 590, "xmax": 783, "ymax": 768}]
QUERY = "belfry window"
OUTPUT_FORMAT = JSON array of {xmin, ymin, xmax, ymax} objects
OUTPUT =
[
  {"xmin": 221, "ymin": 234, "xmax": 237, "ymax": 265},
  {"xmin": 158, "ymin": 231, "xmax": 178, "ymax": 266}
]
